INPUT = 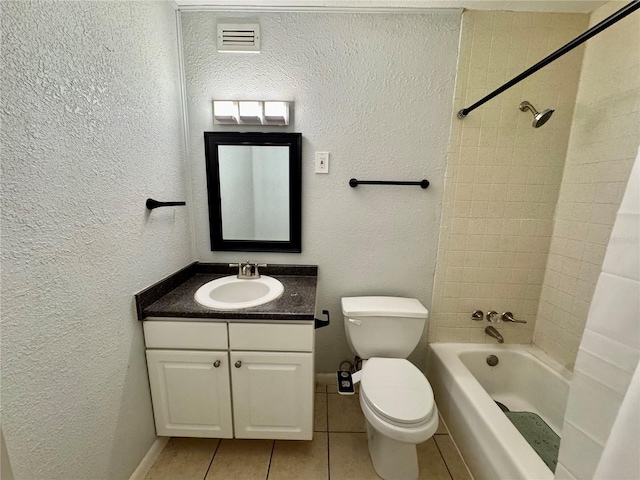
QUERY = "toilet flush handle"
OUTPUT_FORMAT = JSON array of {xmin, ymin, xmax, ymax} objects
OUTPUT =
[{"xmin": 348, "ymin": 318, "xmax": 362, "ymax": 326}]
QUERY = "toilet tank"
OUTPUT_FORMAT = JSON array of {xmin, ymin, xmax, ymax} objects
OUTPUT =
[{"xmin": 341, "ymin": 296, "xmax": 429, "ymax": 359}]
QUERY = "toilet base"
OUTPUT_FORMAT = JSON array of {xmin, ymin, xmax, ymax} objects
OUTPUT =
[{"xmin": 366, "ymin": 420, "xmax": 419, "ymax": 480}]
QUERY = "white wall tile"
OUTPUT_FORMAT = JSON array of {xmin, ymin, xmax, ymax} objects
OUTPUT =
[{"xmin": 431, "ymin": 10, "xmax": 587, "ymax": 344}]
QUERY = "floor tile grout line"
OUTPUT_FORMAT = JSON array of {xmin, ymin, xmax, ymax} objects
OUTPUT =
[
  {"xmin": 314, "ymin": 384, "xmax": 330, "ymax": 479},
  {"xmin": 326, "ymin": 389, "xmax": 331, "ymax": 480},
  {"xmin": 325, "ymin": 389, "xmax": 329, "ymax": 433},
  {"xmin": 265, "ymin": 440, "xmax": 276, "ymax": 480},
  {"xmin": 433, "ymin": 435, "xmax": 455, "ymax": 480},
  {"xmin": 324, "ymin": 387, "xmax": 331, "ymax": 480},
  {"xmin": 327, "ymin": 430, "xmax": 331, "ymax": 480},
  {"xmin": 331, "ymin": 430, "xmax": 367, "ymax": 433},
  {"xmin": 202, "ymin": 438, "xmax": 222, "ymax": 480}
]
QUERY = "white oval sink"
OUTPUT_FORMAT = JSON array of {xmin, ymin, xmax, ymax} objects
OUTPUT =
[{"xmin": 194, "ymin": 275, "xmax": 284, "ymax": 310}]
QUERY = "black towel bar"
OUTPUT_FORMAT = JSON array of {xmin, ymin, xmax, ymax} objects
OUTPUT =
[
  {"xmin": 349, "ymin": 178, "xmax": 429, "ymax": 189},
  {"xmin": 146, "ymin": 198, "xmax": 186, "ymax": 210}
]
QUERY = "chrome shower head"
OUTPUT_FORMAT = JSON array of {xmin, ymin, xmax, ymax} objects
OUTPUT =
[{"xmin": 519, "ymin": 101, "xmax": 554, "ymax": 128}]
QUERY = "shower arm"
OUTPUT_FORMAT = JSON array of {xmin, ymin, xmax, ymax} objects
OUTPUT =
[{"xmin": 457, "ymin": 0, "xmax": 640, "ymax": 119}]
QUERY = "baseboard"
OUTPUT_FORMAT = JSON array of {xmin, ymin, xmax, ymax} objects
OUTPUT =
[{"xmin": 129, "ymin": 436, "xmax": 170, "ymax": 480}]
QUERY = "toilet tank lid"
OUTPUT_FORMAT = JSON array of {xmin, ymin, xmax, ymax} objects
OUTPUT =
[{"xmin": 341, "ymin": 296, "xmax": 428, "ymax": 318}]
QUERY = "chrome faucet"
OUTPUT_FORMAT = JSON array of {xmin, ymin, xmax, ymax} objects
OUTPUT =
[
  {"xmin": 485, "ymin": 326, "xmax": 504, "ymax": 343},
  {"xmin": 241, "ymin": 262, "xmax": 253, "ymax": 277},
  {"xmin": 230, "ymin": 260, "xmax": 267, "ymax": 279},
  {"xmin": 501, "ymin": 311, "xmax": 527, "ymax": 324}
]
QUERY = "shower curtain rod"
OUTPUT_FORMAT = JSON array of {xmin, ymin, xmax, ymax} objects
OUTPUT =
[{"xmin": 457, "ymin": 0, "xmax": 640, "ymax": 119}]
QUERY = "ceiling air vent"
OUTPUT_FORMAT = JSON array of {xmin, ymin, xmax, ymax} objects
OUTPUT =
[{"xmin": 217, "ymin": 24, "xmax": 260, "ymax": 53}]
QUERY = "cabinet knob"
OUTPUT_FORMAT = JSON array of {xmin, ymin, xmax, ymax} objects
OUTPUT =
[
  {"xmin": 235, "ymin": 361, "xmax": 242, "ymax": 368},
  {"xmin": 213, "ymin": 360, "xmax": 221, "ymax": 368}
]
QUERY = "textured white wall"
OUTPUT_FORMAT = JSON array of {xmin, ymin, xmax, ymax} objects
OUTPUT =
[
  {"xmin": 1, "ymin": 2, "xmax": 192, "ymax": 479},
  {"xmin": 181, "ymin": 11, "xmax": 461, "ymax": 372}
]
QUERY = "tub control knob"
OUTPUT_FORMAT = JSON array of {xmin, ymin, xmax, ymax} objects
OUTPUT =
[
  {"xmin": 487, "ymin": 311, "xmax": 500, "ymax": 323},
  {"xmin": 472, "ymin": 310, "xmax": 484, "ymax": 321},
  {"xmin": 502, "ymin": 311, "xmax": 527, "ymax": 324}
]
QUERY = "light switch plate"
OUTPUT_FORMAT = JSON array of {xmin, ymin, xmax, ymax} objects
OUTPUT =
[{"xmin": 315, "ymin": 152, "xmax": 329, "ymax": 174}]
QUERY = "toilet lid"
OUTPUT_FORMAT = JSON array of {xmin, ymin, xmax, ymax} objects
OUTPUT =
[{"xmin": 361, "ymin": 358, "xmax": 434, "ymax": 425}]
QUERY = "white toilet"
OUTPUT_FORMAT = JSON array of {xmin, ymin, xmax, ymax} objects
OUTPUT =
[{"xmin": 341, "ymin": 296, "xmax": 438, "ymax": 480}]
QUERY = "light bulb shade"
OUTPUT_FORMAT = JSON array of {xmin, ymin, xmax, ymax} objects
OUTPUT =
[
  {"xmin": 264, "ymin": 101, "xmax": 289, "ymax": 125},
  {"xmin": 212, "ymin": 100, "xmax": 290, "ymax": 126},
  {"xmin": 238, "ymin": 101, "xmax": 262, "ymax": 123},
  {"xmin": 213, "ymin": 101, "xmax": 239, "ymax": 123}
]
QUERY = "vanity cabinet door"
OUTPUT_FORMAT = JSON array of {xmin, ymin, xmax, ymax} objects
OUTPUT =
[
  {"xmin": 146, "ymin": 350, "xmax": 233, "ymax": 438},
  {"xmin": 230, "ymin": 351, "xmax": 313, "ymax": 440}
]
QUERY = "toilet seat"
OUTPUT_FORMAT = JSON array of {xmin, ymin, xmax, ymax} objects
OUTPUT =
[{"xmin": 360, "ymin": 358, "xmax": 434, "ymax": 427}]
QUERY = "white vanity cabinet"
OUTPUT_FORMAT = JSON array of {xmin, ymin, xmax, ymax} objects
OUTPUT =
[
  {"xmin": 143, "ymin": 319, "xmax": 314, "ymax": 440},
  {"xmin": 146, "ymin": 349, "xmax": 233, "ymax": 438},
  {"xmin": 230, "ymin": 351, "xmax": 313, "ymax": 439}
]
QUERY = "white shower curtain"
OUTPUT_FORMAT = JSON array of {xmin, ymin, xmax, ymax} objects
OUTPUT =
[
  {"xmin": 556, "ymin": 151, "xmax": 640, "ymax": 480},
  {"xmin": 594, "ymin": 361, "xmax": 640, "ymax": 479},
  {"xmin": 592, "ymin": 147, "xmax": 640, "ymax": 478}
]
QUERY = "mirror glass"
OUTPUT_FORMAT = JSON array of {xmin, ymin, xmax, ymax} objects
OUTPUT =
[
  {"xmin": 218, "ymin": 145, "xmax": 289, "ymax": 241},
  {"xmin": 204, "ymin": 132, "xmax": 302, "ymax": 252}
]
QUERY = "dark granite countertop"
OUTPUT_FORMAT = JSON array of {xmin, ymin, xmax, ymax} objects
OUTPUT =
[{"xmin": 135, "ymin": 263, "xmax": 318, "ymax": 321}]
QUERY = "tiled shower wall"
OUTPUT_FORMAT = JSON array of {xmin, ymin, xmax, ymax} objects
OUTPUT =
[
  {"xmin": 533, "ymin": 1, "xmax": 640, "ymax": 370},
  {"xmin": 429, "ymin": 11, "xmax": 588, "ymax": 344}
]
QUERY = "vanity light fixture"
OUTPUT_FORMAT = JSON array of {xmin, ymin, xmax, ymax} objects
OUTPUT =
[
  {"xmin": 263, "ymin": 101, "xmax": 289, "ymax": 124},
  {"xmin": 212, "ymin": 101, "xmax": 238, "ymax": 123},
  {"xmin": 212, "ymin": 100, "xmax": 290, "ymax": 126},
  {"xmin": 238, "ymin": 101, "xmax": 262, "ymax": 123}
]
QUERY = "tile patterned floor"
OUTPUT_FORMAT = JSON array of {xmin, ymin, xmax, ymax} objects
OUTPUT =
[{"xmin": 145, "ymin": 383, "xmax": 472, "ymax": 480}]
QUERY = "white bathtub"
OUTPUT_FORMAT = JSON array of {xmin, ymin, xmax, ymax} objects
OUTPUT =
[{"xmin": 427, "ymin": 343, "xmax": 572, "ymax": 480}]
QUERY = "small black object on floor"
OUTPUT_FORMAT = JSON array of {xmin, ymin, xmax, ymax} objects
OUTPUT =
[{"xmin": 336, "ymin": 370, "xmax": 355, "ymax": 395}]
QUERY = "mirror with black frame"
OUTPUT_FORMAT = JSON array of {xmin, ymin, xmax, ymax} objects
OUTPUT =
[{"xmin": 204, "ymin": 132, "xmax": 302, "ymax": 252}]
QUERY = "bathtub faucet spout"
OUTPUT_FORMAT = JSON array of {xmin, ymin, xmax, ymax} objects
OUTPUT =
[{"xmin": 485, "ymin": 326, "xmax": 504, "ymax": 343}]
